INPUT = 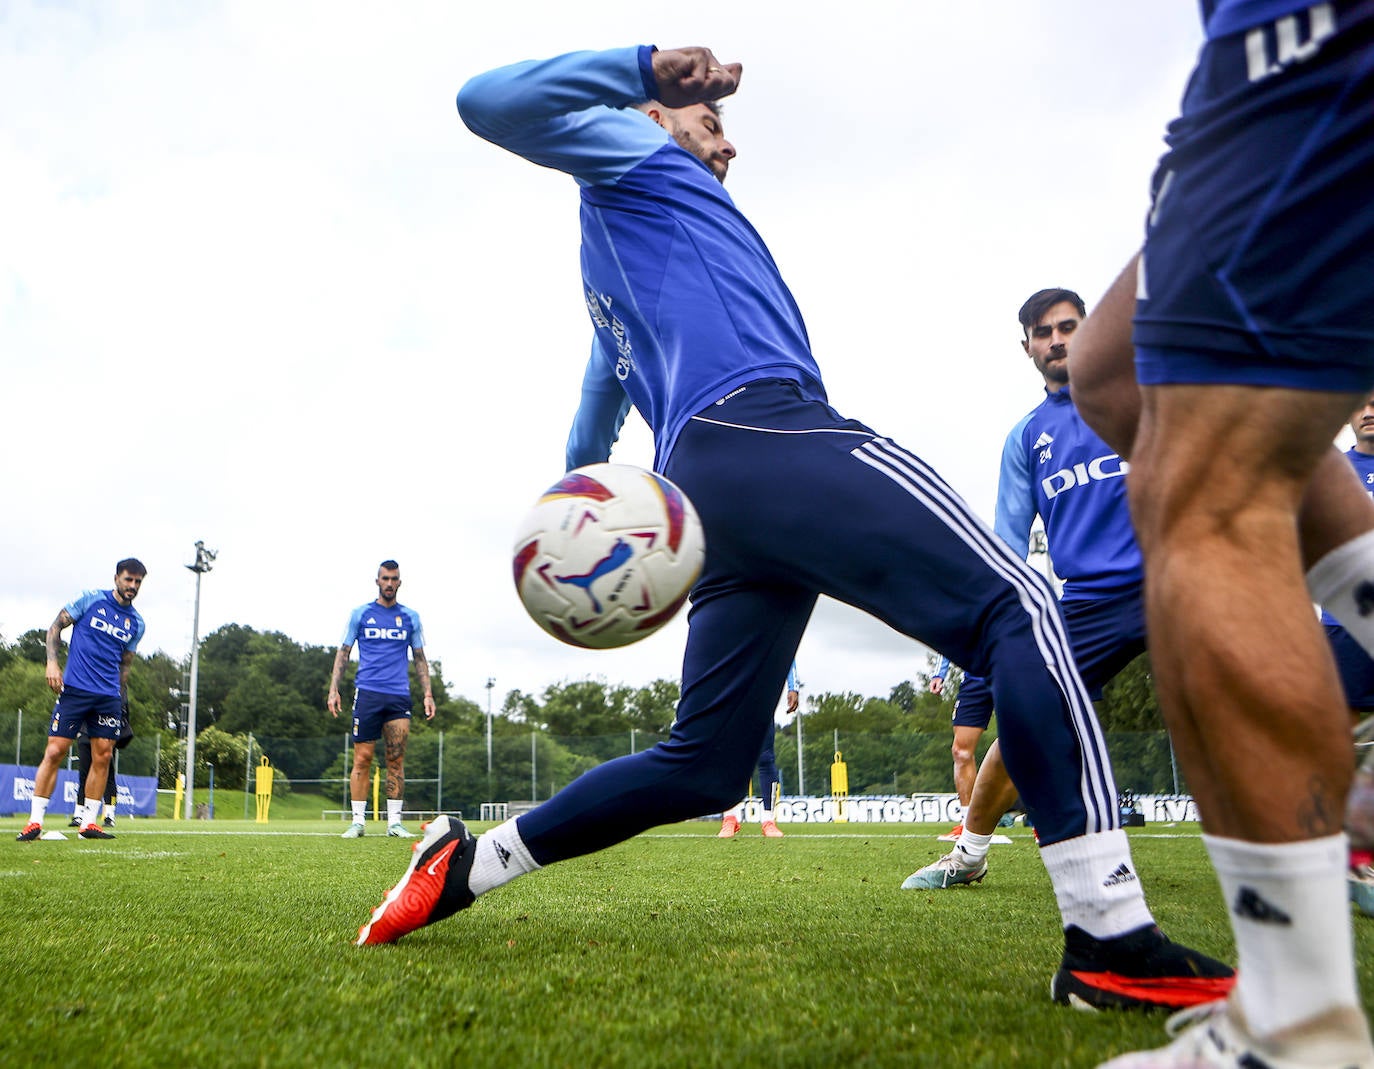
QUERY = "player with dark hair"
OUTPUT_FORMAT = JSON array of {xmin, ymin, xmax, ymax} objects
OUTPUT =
[
  {"xmin": 1064, "ymin": 3, "xmax": 1374, "ymax": 1062},
  {"xmin": 18, "ymin": 558, "xmax": 147, "ymax": 841},
  {"xmin": 328, "ymin": 560, "xmax": 436, "ymax": 839},
  {"xmin": 904, "ymin": 287, "xmax": 1150, "ymax": 890},
  {"xmin": 357, "ymin": 45, "xmax": 1232, "ymax": 1015}
]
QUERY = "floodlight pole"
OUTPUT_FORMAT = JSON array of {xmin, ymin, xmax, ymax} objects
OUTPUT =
[
  {"xmin": 485, "ymin": 677, "xmax": 495, "ymax": 798},
  {"xmin": 183, "ymin": 540, "xmax": 217, "ymax": 821}
]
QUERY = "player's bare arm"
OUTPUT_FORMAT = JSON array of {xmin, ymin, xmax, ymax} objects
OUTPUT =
[
  {"xmin": 120, "ymin": 649, "xmax": 134, "ymax": 693},
  {"xmin": 413, "ymin": 649, "xmax": 437, "ymax": 720},
  {"xmin": 44, "ymin": 608, "xmax": 75, "ymax": 693},
  {"xmin": 327, "ymin": 645, "xmax": 352, "ymax": 716},
  {"xmin": 650, "ymin": 47, "xmax": 741, "ymax": 107}
]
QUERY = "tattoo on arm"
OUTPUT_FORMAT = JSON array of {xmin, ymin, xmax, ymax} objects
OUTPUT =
[
  {"xmin": 413, "ymin": 650, "xmax": 432, "ymax": 694},
  {"xmin": 47, "ymin": 610, "xmax": 75, "ymax": 661},
  {"xmin": 330, "ymin": 646, "xmax": 351, "ymax": 689},
  {"xmin": 1297, "ymin": 774, "xmax": 1339, "ymax": 837}
]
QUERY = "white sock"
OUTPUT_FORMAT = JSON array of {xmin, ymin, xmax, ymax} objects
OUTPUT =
[
  {"xmin": 468, "ymin": 817, "xmax": 541, "ymax": 897},
  {"xmin": 954, "ymin": 828, "xmax": 994, "ymax": 862},
  {"xmin": 83, "ymin": 797, "xmax": 102, "ymax": 825},
  {"xmin": 1039, "ymin": 829, "xmax": 1155, "ymax": 938},
  {"xmin": 1309, "ymin": 530, "xmax": 1374, "ymax": 658},
  {"xmin": 1206, "ymin": 832, "xmax": 1360, "ymax": 1036},
  {"xmin": 29, "ymin": 795, "xmax": 50, "ymax": 826},
  {"xmin": 351, "ymin": 800, "xmax": 366, "ymax": 823},
  {"xmin": 387, "ymin": 799, "xmax": 403, "ymax": 825},
  {"xmin": 760, "ymin": 809, "xmax": 774, "ymax": 823}
]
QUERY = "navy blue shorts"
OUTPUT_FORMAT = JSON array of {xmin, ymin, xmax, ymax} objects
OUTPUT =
[
  {"xmin": 1328, "ymin": 622, "xmax": 1374, "ymax": 711},
  {"xmin": 50, "ymin": 686, "xmax": 123, "ymax": 740},
  {"xmin": 952, "ymin": 586, "xmax": 1146, "ymax": 730},
  {"xmin": 1135, "ymin": 0, "xmax": 1374, "ymax": 390},
  {"xmin": 351, "ymin": 689, "xmax": 412, "ymax": 743}
]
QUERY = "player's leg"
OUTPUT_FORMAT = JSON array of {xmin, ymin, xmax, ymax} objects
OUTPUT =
[
  {"xmin": 380, "ymin": 712, "xmax": 413, "ymax": 836},
  {"xmin": 671, "ymin": 382, "xmax": 1229, "ymax": 1007},
  {"xmin": 356, "ymin": 577, "xmax": 814, "ymax": 945},
  {"xmin": 78, "ymin": 736, "xmax": 116, "ymax": 839},
  {"xmin": 343, "ymin": 702, "xmax": 378, "ymax": 837},
  {"xmin": 69, "ymin": 734, "xmax": 93, "ymax": 827},
  {"xmin": 1127, "ymin": 379, "xmax": 1371, "ymax": 1050},
  {"xmin": 937, "ymin": 681, "xmax": 990, "ymax": 841},
  {"xmin": 756, "ymin": 727, "xmax": 783, "ymax": 837}
]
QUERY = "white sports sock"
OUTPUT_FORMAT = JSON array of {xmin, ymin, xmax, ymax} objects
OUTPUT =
[
  {"xmin": 387, "ymin": 799, "xmax": 403, "ymax": 825},
  {"xmin": 29, "ymin": 795, "xmax": 50, "ymax": 826},
  {"xmin": 468, "ymin": 817, "xmax": 541, "ymax": 897},
  {"xmin": 954, "ymin": 828, "xmax": 993, "ymax": 862},
  {"xmin": 83, "ymin": 797, "xmax": 102, "ymax": 825},
  {"xmin": 1039, "ymin": 829, "xmax": 1155, "ymax": 939},
  {"xmin": 1308, "ymin": 530, "xmax": 1374, "ymax": 658},
  {"xmin": 350, "ymin": 800, "xmax": 366, "ymax": 823},
  {"xmin": 1206, "ymin": 832, "xmax": 1360, "ymax": 1037}
]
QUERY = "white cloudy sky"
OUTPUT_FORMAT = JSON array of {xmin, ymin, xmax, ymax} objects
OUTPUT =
[{"xmin": 2, "ymin": 2, "xmax": 1214, "ymax": 713}]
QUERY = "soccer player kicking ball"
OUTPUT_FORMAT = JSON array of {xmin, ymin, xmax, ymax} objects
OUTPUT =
[{"xmin": 357, "ymin": 44, "xmax": 1233, "ymax": 1016}]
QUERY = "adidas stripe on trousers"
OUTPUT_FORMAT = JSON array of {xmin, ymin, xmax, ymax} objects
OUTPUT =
[{"xmin": 517, "ymin": 378, "xmax": 1119, "ymax": 862}]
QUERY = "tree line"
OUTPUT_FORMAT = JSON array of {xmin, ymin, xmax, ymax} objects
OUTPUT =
[{"xmin": 0, "ymin": 624, "xmax": 1171, "ymax": 813}]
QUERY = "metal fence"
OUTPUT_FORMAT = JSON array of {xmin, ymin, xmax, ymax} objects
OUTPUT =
[{"xmin": 1, "ymin": 710, "xmax": 1180, "ymax": 816}]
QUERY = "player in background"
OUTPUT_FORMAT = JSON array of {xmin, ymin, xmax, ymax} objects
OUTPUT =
[
  {"xmin": 359, "ymin": 45, "xmax": 1232, "ymax": 1015},
  {"xmin": 328, "ymin": 560, "xmax": 436, "ymax": 839},
  {"xmin": 1326, "ymin": 396, "xmax": 1374, "ymax": 916},
  {"xmin": 904, "ymin": 289, "xmax": 1149, "ymax": 892},
  {"xmin": 719, "ymin": 662, "xmax": 798, "ymax": 839},
  {"xmin": 1066, "ymin": 4, "xmax": 1374, "ymax": 1063},
  {"xmin": 18, "ymin": 558, "xmax": 147, "ymax": 842}
]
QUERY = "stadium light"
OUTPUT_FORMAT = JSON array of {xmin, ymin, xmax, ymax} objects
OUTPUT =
[
  {"xmin": 183, "ymin": 540, "xmax": 217, "ymax": 821},
  {"xmin": 485, "ymin": 677, "xmax": 495, "ymax": 798}
]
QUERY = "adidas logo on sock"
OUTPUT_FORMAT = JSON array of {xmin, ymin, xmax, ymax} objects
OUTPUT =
[
  {"xmin": 1102, "ymin": 863, "xmax": 1137, "ymax": 887},
  {"xmin": 1233, "ymin": 886, "xmax": 1292, "ymax": 925},
  {"xmin": 494, "ymin": 840, "xmax": 512, "ymax": 869}
]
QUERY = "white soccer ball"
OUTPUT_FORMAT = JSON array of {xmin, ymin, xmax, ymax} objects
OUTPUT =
[{"xmin": 513, "ymin": 463, "xmax": 705, "ymax": 649}]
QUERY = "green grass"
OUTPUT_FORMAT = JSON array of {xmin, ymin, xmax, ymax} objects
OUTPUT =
[{"xmin": 2, "ymin": 819, "xmax": 1372, "ymax": 1068}]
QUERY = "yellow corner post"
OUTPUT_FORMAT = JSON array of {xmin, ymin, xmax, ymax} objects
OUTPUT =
[
  {"xmin": 254, "ymin": 757, "xmax": 274, "ymax": 823},
  {"xmin": 371, "ymin": 766, "xmax": 381, "ymax": 823},
  {"xmin": 831, "ymin": 751, "xmax": 849, "ymax": 824},
  {"xmin": 172, "ymin": 773, "xmax": 184, "ymax": 820}
]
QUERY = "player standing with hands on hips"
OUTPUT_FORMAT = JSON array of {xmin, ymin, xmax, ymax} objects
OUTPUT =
[
  {"xmin": 328, "ymin": 560, "xmax": 436, "ymax": 839},
  {"xmin": 17, "ymin": 558, "xmax": 146, "ymax": 842},
  {"xmin": 357, "ymin": 44, "xmax": 1231, "ymax": 1016}
]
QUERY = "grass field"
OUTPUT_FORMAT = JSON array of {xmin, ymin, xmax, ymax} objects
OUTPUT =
[{"xmin": 4, "ymin": 814, "xmax": 1373, "ymax": 1069}]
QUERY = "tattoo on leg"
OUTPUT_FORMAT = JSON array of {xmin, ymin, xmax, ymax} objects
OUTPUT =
[
  {"xmin": 1298, "ymin": 775, "xmax": 1338, "ymax": 837},
  {"xmin": 382, "ymin": 721, "xmax": 408, "ymax": 800}
]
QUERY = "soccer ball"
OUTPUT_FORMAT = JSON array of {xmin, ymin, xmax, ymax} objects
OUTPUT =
[{"xmin": 513, "ymin": 463, "xmax": 705, "ymax": 649}]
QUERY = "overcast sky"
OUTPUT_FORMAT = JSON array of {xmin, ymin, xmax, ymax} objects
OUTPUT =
[{"xmin": 2, "ymin": 2, "xmax": 1220, "ymax": 716}]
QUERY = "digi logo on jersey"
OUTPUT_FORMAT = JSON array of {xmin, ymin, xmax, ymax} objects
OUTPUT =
[
  {"xmin": 1042, "ymin": 455, "xmax": 1129, "ymax": 500},
  {"xmin": 89, "ymin": 615, "xmax": 133, "ymax": 643},
  {"xmin": 364, "ymin": 627, "xmax": 408, "ymax": 641}
]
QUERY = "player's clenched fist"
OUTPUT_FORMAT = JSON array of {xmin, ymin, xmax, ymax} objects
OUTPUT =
[{"xmin": 651, "ymin": 47, "xmax": 741, "ymax": 107}]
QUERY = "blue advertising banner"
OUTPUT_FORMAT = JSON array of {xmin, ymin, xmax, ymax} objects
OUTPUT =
[{"xmin": 1, "ymin": 764, "xmax": 158, "ymax": 817}]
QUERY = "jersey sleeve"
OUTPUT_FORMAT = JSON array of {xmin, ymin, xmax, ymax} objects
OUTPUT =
[
  {"xmin": 339, "ymin": 606, "xmax": 364, "ymax": 648},
  {"xmin": 63, "ymin": 589, "xmax": 104, "ymax": 622},
  {"xmin": 127, "ymin": 611, "xmax": 145, "ymax": 656},
  {"xmin": 406, "ymin": 608, "xmax": 425, "ymax": 651},
  {"xmin": 566, "ymin": 337, "xmax": 633, "ymax": 470},
  {"xmin": 931, "ymin": 656, "xmax": 951, "ymax": 682},
  {"xmin": 456, "ymin": 45, "xmax": 673, "ymax": 187},
  {"xmin": 786, "ymin": 662, "xmax": 801, "ymax": 692},
  {"xmin": 992, "ymin": 414, "xmax": 1037, "ymax": 556}
]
